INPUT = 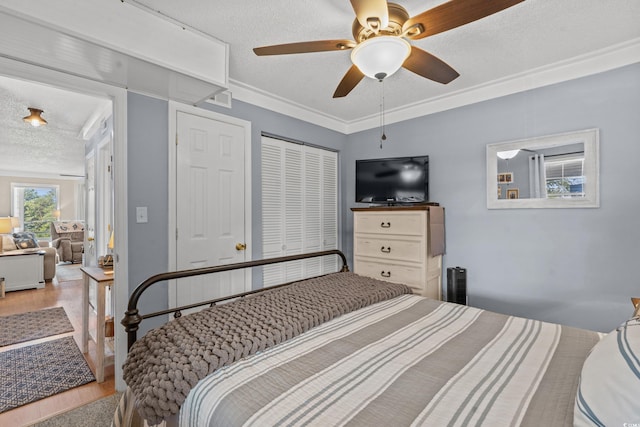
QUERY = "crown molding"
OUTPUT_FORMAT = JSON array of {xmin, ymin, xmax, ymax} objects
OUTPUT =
[
  {"xmin": 227, "ymin": 80, "xmax": 349, "ymax": 133},
  {"xmin": 229, "ymin": 37, "xmax": 640, "ymax": 135}
]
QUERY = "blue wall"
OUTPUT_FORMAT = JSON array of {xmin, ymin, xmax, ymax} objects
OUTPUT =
[
  {"xmin": 126, "ymin": 63, "xmax": 640, "ymax": 333},
  {"xmin": 342, "ymin": 63, "xmax": 640, "ymax": 332},
  {"xmin": 127, "ymin": 93, "xmax": 169, "ymax": 330}
]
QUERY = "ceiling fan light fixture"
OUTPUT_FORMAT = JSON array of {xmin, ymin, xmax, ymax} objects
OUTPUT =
[
  {"xmin": 497, "ymin": 149, "xmax": 520, "ymax": 160},
  {"xmin": 23, "ymin": 107, "xmax": 48, "ymax": 127},
  {"xmin": 350, "ymin": 36, "xmax": 410, "ymax": 80}
]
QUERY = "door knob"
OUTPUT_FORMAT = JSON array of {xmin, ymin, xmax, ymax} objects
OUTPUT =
[
  {"xmin": 87, "ymin": 237, "xmax": 95, "ymax": 241},
  {"xmin": 235, "ymin": 243, "xmax": 247, "ymax": 251}
]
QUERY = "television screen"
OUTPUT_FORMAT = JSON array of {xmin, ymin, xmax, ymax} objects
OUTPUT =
[{"xmin": 356, "ymin": 156, "xmax": 429, "ymax": 204}]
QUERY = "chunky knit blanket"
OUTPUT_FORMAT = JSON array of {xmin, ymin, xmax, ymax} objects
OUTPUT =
[{"xmin": 122, "ymin": 272, "xmax": 412, "ymax": 423}]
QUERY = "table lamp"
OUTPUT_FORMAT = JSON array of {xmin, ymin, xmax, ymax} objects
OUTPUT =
[{"xmin": 0, "ymin": 217, "xmax": 13, "ymax": 253}]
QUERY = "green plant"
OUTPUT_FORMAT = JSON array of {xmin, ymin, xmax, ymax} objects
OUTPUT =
[{"xmin": 23, "ymin": 188, "xmax": 58, "ymax": 239}]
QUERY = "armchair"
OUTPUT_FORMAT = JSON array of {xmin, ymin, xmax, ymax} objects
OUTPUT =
[{"xmin": 51, "ymin": 221, "xmax": 84, "ymax": 263}]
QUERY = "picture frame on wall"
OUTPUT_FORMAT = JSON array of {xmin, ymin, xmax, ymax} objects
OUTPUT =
[
  {"xmin": 507, "ymin": 188, "xmax": 519, "ymax": 199},
  {"xmin": 498, "ymin": 172, "xmax": 514, "ymax": 183}
]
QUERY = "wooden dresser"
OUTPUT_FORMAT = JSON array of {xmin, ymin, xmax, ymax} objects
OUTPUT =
[{"xmin": 352, "ymin": 206, "xmax": 443, "ymax": 299}]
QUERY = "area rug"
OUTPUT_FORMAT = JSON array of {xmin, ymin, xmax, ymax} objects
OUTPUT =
[
  {"xmin": 0, "ymin": 336, "xmax": 95, "ymax": 413},
  {"xmin": 0, "ymin": 307, "xmax": 74, "ymax": 347},
  {"xmin": 31, "ymin": 392, "xmax": 122, "ymax": 427},
  {"xmin": 54, "ymin": 263, "xmax": 83, "ymax": 282}
]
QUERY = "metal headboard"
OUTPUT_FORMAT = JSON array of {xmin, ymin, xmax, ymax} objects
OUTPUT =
[{"xmin": 121, "ymin": 249, "xmax": 349, "ymax": 350}]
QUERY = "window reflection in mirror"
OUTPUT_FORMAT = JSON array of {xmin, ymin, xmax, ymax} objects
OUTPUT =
[
  {"xmin": 496, "ymin": 143, "xmax": 584, "ymax": 200},
  {"xmin": 487, "ymin": 129, "xmax": 599, "ymax": 209}
]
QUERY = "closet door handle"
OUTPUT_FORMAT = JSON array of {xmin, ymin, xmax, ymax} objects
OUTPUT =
[
  {"xmin": 380, "ymin": 222, "xmax": 391, "ymax": 228},
  {"xmin": 380, "ymin": 246, "xmax": 391, "ymax": 253},
  {"xmin": 380, "ymin": 271, "xmax": 391, "ymax": 278}
]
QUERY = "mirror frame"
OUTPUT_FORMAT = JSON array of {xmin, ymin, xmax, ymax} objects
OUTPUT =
[{"xmin": 487, "ymin": 128, "xmax": 599, "ymax": 209}]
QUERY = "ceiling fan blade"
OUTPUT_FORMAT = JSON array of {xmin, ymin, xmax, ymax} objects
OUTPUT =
[
  {"xmin": 403, "ymin": 46, "xmax": 459, "ymax": 84},
  {"xmin": 403, "ymin": 0, "xmax": 525, "ymax": 40},
  {"xmin": 333, "ymin": 65, "xmax": 365, "ymax": 98},
  {"xmin": 350, "ymin": 0, "xmax": 389, "ymax": 33},
  {"xmin": 254, "ymin": 40, "xmax": 356, "ymax": 56}
]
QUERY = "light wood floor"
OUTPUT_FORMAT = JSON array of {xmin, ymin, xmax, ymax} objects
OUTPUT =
[{"xmin": 0, "ymin": 263, "xmax": 116, "ymax": 427}]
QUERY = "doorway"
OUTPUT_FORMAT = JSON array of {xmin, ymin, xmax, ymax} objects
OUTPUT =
[{"xmin": 0, "ymin": 56, "xmax": 128, "ymax": 391}]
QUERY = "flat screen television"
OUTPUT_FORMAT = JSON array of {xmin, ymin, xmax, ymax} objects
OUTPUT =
[{"xmin": 356, "ymin": 155, "xmax": 429, "ymax": 204}]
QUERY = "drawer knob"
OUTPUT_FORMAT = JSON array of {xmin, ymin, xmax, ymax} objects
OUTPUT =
[
  {"xmin": 380, "ymin": 246, "xmax": 391, "ymax": 253},
  {"xmin": 380, "ymin": 271, "xmax": 391, "ymax": 278},
  {"xmin": 380, "ymin": 222, "xmax": 391, "ymax": 228}
]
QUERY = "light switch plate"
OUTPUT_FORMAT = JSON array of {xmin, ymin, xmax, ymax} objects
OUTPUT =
[{"xmin": 136, "ymin": 206, "xmax": 148, "ymax": 223}]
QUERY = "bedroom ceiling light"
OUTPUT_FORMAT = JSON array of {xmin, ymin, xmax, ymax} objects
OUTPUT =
[
  {"xmin": 497, "ymin": 149, "xmax": 520, "ymax": 160},
  {"xmin": 22, "ymin": 107, "xmax": 48, "ymax": 127},
  {"xmin": 350, "ymin": 36, "xmax": 410, "ymax": 80}
]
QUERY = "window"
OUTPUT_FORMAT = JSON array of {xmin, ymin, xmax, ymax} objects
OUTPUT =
[
  {"xmin": 545, "ymin": 153, "xmax": 585, "ymax": 198},
  {"xmin": 12, "ymin": 183, "xmax": 60, "ymax": 239}
]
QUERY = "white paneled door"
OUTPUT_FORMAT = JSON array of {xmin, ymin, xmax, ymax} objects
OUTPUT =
[{"xmin": 175, "ymin": 111, "xmax": 248, "ymax": 311}]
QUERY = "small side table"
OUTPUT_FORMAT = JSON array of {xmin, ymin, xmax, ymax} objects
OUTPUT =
[{"xmin": 81, "ymin": 266, "xmax": 114, "ymax": 383}]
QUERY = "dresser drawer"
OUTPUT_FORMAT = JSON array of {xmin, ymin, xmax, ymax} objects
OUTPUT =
[
  {"xmin": 354, "ymin": 211, "xmax": 426, "ymax": 236},
  {"xmin": 354, "ymin": 236, "xmax": 423, "ymax": 263},
  {"xmin": 354, "ymin": 258, "xmax": 424, "ymax": 291}
]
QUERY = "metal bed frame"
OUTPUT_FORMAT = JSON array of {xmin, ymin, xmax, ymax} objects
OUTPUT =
[{"xmin": 121, "ymin": 249, "xmax": 349, "ymax": 350}]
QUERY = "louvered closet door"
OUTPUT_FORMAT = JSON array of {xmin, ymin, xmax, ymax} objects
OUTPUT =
[
  {"xmin": 261, "ymin": 138, "xmax": 304, "ymax": 285},
  {"xmin": 261, "ymin": 137, "xmax": 338, "ymax": 287},
  {"xmin": 303, "ymin": 147, "xmax": 322, "ymax": 277},
  {"xmin": 303, "ymin": 146, "xmax": 338, "ymax": 276},
  {"xmin": 261, "ymin": 139, "xmax": 284, "ymax": 286},
  {"xmin": 321, "ymin": 150, "xmax": 338, "ymax": 274}
]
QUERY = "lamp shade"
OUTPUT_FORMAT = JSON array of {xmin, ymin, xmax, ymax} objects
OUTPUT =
[
  {"xmin": 351, "ymin": 36, "xmax": 410, "ymax": 80},
  {"xmin": 0, "ymin": 217, "xmax": 12, "ymax": 234},
  {"xmin": 23, "ymin": 108, "xmax": 48, "ymax": 127}
]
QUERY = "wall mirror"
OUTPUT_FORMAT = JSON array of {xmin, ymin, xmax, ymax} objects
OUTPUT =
[{"xmin": 487, "ymin": 129, "xmax": 599, "ymax": 209}]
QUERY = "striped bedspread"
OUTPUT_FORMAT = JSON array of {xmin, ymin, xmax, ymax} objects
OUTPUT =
[{"xmin": 176, "ymin": 295, "xmax": 601, "ymax": 426}]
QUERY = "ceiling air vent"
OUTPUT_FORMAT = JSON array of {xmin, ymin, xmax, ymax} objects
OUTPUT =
[{"xmin": 209, "ymin": 91, "xmax": 232, "ymax": 109}]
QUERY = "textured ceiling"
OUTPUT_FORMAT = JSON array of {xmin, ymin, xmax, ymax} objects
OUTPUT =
[
  {"xmin": 0, "ymin": 75, "xmax": 110, "ymax": 178},
  {"xmin": 132, "ymin": 0, "xmax": 640, "ymax": 125},
  {"xmin": 1, "ymin": 0, "xmax": 638, "ymax": 177}
]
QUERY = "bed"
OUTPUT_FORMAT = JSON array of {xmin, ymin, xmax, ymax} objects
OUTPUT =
[{"xmin": 115, "ymin": 250, "xmax": 639, "ymax": 427}]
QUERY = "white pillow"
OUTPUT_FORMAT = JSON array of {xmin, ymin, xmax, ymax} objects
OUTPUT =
[{"xmin": 574, "ymin": 319, "xmax": 640, "ymax": 426}]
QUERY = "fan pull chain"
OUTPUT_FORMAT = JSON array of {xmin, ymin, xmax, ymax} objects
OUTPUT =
[{"xmin": 379, "ymin": 78, "xmax": 386, "ymax": 149}]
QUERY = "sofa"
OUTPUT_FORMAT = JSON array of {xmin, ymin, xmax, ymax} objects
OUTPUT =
[
  {"xmin": 1, "ymin": 232, "xmax": 57, "ymax": 281},
  {"xmin": 51, "ymin": 221, "xmax": 84, "ymax": 263}
]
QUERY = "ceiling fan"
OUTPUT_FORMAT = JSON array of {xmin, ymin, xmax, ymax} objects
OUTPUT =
[{"xmin": 254, "ymin": 0, "xmax": 525, "ymax": 98}]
